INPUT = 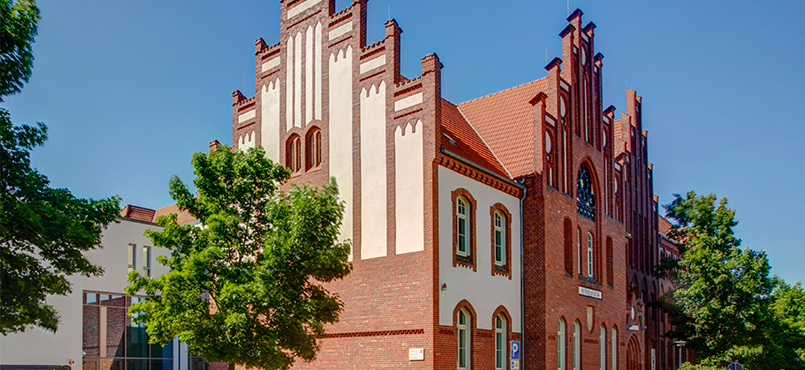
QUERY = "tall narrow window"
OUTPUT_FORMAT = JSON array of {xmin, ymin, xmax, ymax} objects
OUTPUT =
[
  {"xmin": 494, "ymin": 211, "xmax": 505, "ymax": 266},
  {"xmin": 611, "ymin": 327, "xmax": 618, "ymax": 370},
  {"xmin": 588, "ymin": 233, "xmax": 594, "ymax": 278},
  {"xmin": 599, "ymin": 325, "xmax": 606, "ymax": 370},
  {"xmin": 305, "ymin": 127, "xmax": 321, "ymax": 170},
  {"xmin": 128, "ymin": 244, "xmax": 136, "ymax": 272},
  {"xmin": 495, "ymin": 315, "xmax": 506, "ymax": 370},
  {"xmin": 573, "ymin": 321, "xmax": 581, "ymax": 370},
  {"xmin": 577, "ymin": 163, "xmax": 595, "ymax": 220},
  {"xmin": 577, "ymin": 228, "xmax": 582, "ymax": 275},
  {"xmin": 143, "ymin": 246, "xmax": 151, "ymax": 277},
  {"xmin": 458, "ymin": 309, "xmax": 470, "ymax": 369},
  {"xmin": 457, "ymin": 198, "xmax": 469, "ymax": 256},
  {"xmin": 286, "ymin": 134, "xmax": 302, "ymax": 173},
  {"xmin": 558, "ymin": 319, "xmax": 566, "ymax": 370}
]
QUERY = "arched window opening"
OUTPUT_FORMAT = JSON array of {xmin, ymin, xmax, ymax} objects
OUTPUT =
[
  {"xmin": 494, "ymin": 211, "xmax": 505, "ymax": 266},
  {"xmin": 558, "ymin": 318, "xmax": 567, "ymax": 370},
  {"xmin": 495, "ymin": 314, "xmax": 506, "ymax": 370},
  {"xmin": 611, "ymin": 326, "xmax": 618, "ymax": 370},
  {"xmin": 285, "ymin": 134, "xmax": 301, "ymax": 173},
  {"xmin": 305, "ymin": 127, "xmax": 321, "ymax": 170},
  {"xmin": 599, "ymin": 325, "xmax": 606, "ymax": 370},
  {"xmin": 577, "ymin": 163, "xmax": 596, "ymax": 221},
  {"xmin": 457, "ymin": 197, "xmax": 469, "ymax": 256},
  {"xmin": 458, "ymin": 309, "xmax": 470, "ymax": 369}
]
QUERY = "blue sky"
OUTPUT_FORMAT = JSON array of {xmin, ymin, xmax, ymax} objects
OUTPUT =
[{"xmin": 3, "ymin": 0, "xmax": 804, "ymax": 283}]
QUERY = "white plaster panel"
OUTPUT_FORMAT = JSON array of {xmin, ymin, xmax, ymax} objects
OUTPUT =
[
  {"xmin": 294, "ymin": 31, "xmax": 303, "ymax": 128},
  {"xmin": 437, "ymin": 167, "xmax": 522, "ymax": 331},
  {"xmin": 237, "ymin": 109, "xmax": 256, "ymax": 123},
  {"xmin": 360, "ymin": 54, "xmax": 387, "ymax": 74},
  {"xmin": 328, "ymin": 46, "xmax": 354, "ymax": 260},
  {"xmin": 286, "ymin": 0, "xmax": 322, "ymax": 19},
  {"xmin": 395, "ymin": 121, "xmax": 424, "ymax": 254},
  {"xmin": 261, "ymin": 57, "xmax": 280, "ymax": 72},
  {"xmin": 360, "ymin": 81, "xmax": 388, "ymax": 260},
  {"xmin": 286, "ymin": 36, "xmax": 294, "ymax": 132},
  {"xmin": 393, "ymin": 92, "xmax": 423, "ymax": 112},
  {"xmin": 329, "ymin": 21, "xmax": 353, "ymax": 40},
  {"xmin": 305, "ymin": 26, "xmax": 314, "ymax": 124},
  {"xmin": 238, "ymin": 130, "xmax": 256, "ymax": 150},
  {"xmin": 314, "ymin": 22, "xmax": 323, "ymax": 120},
  {"xmin": 261, "ymin": 79, "xmax": 281, "ymax": 163}
]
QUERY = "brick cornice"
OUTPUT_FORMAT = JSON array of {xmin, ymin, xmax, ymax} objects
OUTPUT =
[{"xmin": 438, "ymin": 151, "xmax": 523, "ymax": 197}]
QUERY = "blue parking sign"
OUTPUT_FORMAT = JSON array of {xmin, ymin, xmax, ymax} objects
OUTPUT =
[{"xmin": 511, "ymin": 341, "xmax": 521, "ymax": 360}]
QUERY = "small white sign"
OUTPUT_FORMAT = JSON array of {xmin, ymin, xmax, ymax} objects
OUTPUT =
[
  {"xmin": 511, "ymin": 359, "xmax": 520, "ymax": 369},
  {"xmin": 578, "ymin": 286, "xmax": 603, "ymax": 300},
  {"xmin": 409, "ymin": 348, "xmax": 424, "ymax": 361}
]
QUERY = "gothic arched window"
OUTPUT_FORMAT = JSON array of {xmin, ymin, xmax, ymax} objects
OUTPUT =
[{"xmin": 577, "ymin": 163, "xmax": 595, "ymax": 221}]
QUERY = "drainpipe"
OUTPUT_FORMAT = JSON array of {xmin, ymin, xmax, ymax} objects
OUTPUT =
[{"xmin": 517, "ymin": 177, "xmax": 527, "ymax": 370}]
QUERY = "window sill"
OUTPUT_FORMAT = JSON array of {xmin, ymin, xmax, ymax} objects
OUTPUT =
[{"xmin": 457, "ymin": 254, "xmax": 472, "ymax": 265}]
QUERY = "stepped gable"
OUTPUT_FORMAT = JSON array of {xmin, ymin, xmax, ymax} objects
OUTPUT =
[
  {"xmin": 457, "ymin": 77, "xmax": 550, "ymax": 178},
  {"xmin": 153, "ymin": 203, "xmax": 198, "ymax": 225},
  {"xmin": 439, "ymin": 98, "xmax": 509, "ymax": 178}
]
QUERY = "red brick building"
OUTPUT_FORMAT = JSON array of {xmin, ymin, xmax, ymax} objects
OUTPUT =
[{"xmin": 223, "ymin": 2, "xmax": 673, "ymax": 370}]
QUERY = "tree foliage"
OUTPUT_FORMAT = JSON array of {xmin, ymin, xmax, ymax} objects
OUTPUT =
[
  {"xmin": 659, "ymin": 191, "xmax": 805, "ymax": 369},
  {"xmin": 127, "ymin": 145, "xmax": 352, "ymax": 370},
  {"xmin": 0, "ymin": 0, "xmax": 40, "ymax": 101},
  {"xmin": 0, "ymin": 0, "xmax": 121, "ymax": 335}
]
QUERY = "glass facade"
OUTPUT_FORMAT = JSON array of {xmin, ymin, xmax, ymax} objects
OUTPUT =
[{"xmin": 83, "ymin": 292, "xmax": 174, "ymax": 370}]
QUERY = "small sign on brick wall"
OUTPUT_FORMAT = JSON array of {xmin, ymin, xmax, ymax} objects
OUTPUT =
[
  {"xmin": 409, "ymin": 348, "xmax": 424, "ymax": 361},
  {"xmin": 578, "ymin": 286, "xmax": 603, "ymax": 300}
]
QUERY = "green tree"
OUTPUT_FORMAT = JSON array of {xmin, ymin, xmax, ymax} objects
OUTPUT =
[
  {"xmin": 0, "ymin": 0, "xmax": 122, "ymax": 335},
  {"xmin": 126, "ymin": 145, "xmax": 352, "ymax": 370},
  {"xmin": 0, "ymin": 0, "xmax": 40, "ymax": 100},
  {"xmin": 660, "ymin": 191, "xmax": 805, "ymax": 370}
]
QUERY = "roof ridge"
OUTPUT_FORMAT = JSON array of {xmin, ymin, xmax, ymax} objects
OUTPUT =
[
  {"xmin": 457, "ymin": 77, "xmax": 548, "ymax": 107},
  {"xmin": 454, "ymin": 103, "xmax": 512, "ymax": 179}
]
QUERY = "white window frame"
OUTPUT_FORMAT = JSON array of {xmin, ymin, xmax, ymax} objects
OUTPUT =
[
  {"xmin": 128, "ymin": 244, "xmax": 136, "ymax": 272},
  {"xmin": 577, "ymin": 229, "xmax": 581, "ymax": 274},
  {"xmin": 611, "ymin": 327, "xmax": 618, "ymax": 370},
  {"xmin": 494, "ymin": 211, "xmax": 505, "ymax": 266},
  {"xmin": 599, "ymin": 325, "xmax": 606, "ymax": 370},
  {"xmin": 457, "ymin": 197, "xmax": 469, "ymax": 256},
  {"xmin": 495, "ymin": 315, "xmax": 506, "ymax": 370},
  {"xmin": 558, "ymin": 319, "xmax": 566, "ymax": 370},
  {"xmin": 143, "ymin": 246, "xmax": 151, "ymax": 277},
  {"xmin": 588, "ymin": 233, "xmax": 594, "ymax": 277},
  {"xmin": 573, "ymin": 321, "xmax": 581, "ymax": 370},
  {"xmin": 458, "ymin": 309, "xmax": 470, "ymax": 369}
]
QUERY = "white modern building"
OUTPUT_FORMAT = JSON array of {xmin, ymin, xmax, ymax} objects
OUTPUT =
[{"xmin": 0, "ymin": 207, "xmax": 205, "ymax": 370}]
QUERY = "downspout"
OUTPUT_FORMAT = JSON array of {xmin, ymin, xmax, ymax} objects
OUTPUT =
[{"xmin": 517, "ymin": 177, "xmax": 527, "ymax": 370}]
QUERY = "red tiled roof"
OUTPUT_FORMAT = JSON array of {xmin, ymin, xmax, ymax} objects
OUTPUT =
[
  {"xmin": 457, "ymin": 78, "xmax": 551, "ymax": 178},
  {"xmin": 440, "ymin": 99, "xmax": 509, "ymax": 178},
  {"xmin": 153, "ymin": 203, "xmax": 198, "ymax": 225},
  {"xmin": 119, "ymin": 205, "xmax": 156, "ymax": 222},
  {"xmin": 658, "ymin": 215, "xmax": 673, "ymax": 238}
]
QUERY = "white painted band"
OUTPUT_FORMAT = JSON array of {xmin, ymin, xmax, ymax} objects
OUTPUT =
[
  {"xmin": 359, "ymin": 54, "xmax": 386, "ymax": 74},
  {"xmin": 394, "ymin": 92, "xmax": 423, "ymax": 112},
  {"xmin": 545, "ymin": 116, "xmax": 555, "ymax": 126},
  {"xmin": 286, "ymin": 0, "xmax": 322, "ymax": 19},
  {"xmin": 237, "ymin": 110, "xmax": 256, "ymax": 123},
  {"xmin": 328, "ymin": 21, "xmax": 353, "ymax": 41},
  {"xmin": 261, "ymin": 57, "xmax": 280, "ymax": 72}
]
